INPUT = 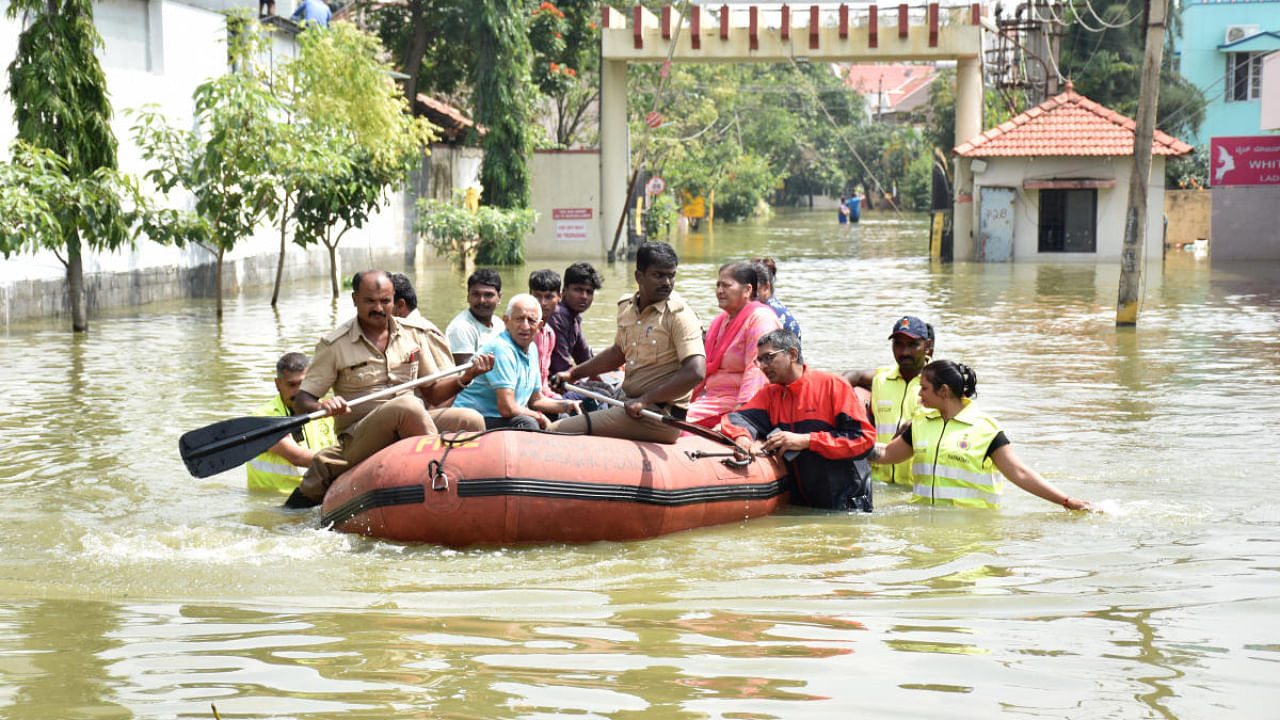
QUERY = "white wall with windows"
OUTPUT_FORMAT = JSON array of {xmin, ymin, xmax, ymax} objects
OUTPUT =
[{"xmin": 0, "ymin": 1, "xmax": 421, "ymax": 325}]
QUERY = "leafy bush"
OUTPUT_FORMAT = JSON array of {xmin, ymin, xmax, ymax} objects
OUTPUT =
[
  {"xmin": 416, "ymin": 191, "xmax": 536, "ymax": 266},
  {"xmin": 715, "ymin": 153, "xmax": 779, "ymax": 222},
  {"xmin": 902, "ymin": 152, "xmax": 933, "ymax": 211}
]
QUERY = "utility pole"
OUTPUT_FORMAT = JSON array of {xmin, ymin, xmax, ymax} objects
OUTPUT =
[{"xmin": 1116, "ymin": 0, "xmax": 1169, "ymax": 326}]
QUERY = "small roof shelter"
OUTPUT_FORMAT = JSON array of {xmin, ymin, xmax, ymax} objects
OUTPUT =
[{"xmin": 954, "ymin": 82, "xmax": 1192, "ymax": 262}]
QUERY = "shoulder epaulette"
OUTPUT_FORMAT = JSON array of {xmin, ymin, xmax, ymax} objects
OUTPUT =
[{"xmin": 320, "ymin": 318, "xmax": 355, "ymax": 344}]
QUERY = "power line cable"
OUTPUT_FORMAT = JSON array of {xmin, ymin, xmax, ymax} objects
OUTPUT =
[
  {"xmin": 1080, "ymin": 0, "xmax": 1142, "ymax": 30},
  {"xmin": 785, "ymin": 57, "xmax": 900, "ymax": 212}
]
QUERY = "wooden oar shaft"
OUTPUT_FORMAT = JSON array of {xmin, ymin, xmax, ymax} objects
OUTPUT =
[
  {"xmin": 563, "ymin": 382, "xmax": 666, "ymax": 422},
  {"xmin": 563, "ymin": 382, "xmax": 742, "ymax": 449},
  {"xmin": 303, "ymin": 361, "xmax": 473, "ymax": 421}
]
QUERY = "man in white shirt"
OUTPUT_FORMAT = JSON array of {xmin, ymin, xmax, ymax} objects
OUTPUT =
[{"xmin": 445, "ymin": 268, "xmax": 504, "ymax": 365}]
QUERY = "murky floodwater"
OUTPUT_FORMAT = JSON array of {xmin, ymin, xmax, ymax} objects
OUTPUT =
[{"xmin": 1, "ymin": 209, "xmax": 1278, "ymax": 719}]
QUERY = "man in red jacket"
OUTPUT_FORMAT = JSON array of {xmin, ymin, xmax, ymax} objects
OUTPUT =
[{"xmin": 719, "ymin": 329, "xmax": 876, "ymax": 511}]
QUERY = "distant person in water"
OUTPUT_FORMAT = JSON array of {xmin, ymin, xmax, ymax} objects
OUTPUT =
[
  {"xmin": 687, "ymin": 261, "xmax": 781, "ymax": 427},
  {"xmin": 869, "ymin": 359, "xmax": 1095, "ymax": 511},
  {"xmin": 838, "ymin": 196, "xmax": 851, "ymax": 224},
  {"xmin": 749, "ymin": 257, "xmax": 801, "ymax": 340}
]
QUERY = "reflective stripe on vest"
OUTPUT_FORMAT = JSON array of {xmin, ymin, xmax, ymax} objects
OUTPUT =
[
  {"xmin": 248, "ymin": 458, "xmax": 306, "ymax": 477},
  {"xmin": 911, "ymin": 482, "xmax": 1002, "ymax": 507},
  {"xmin": 909, "ymin": 401, "xmax": 1004, "ymax": 509},
  {"xmin": 870, "ymin": 368, "xmax": 919, "ymax": 487},
  {"xmin": 247, "ymin": 394, "xmax": 337, "ymax": 493}
]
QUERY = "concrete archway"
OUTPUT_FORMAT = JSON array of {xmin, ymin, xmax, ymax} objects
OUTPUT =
[{"xmin": 599, "ymin": 3, "xmax": 987, "ymax": 258}]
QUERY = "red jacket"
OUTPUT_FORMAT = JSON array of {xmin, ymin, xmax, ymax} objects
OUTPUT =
[{"xmin": 720, "ymin": 367, "xmax": 875, "ymax": 510}]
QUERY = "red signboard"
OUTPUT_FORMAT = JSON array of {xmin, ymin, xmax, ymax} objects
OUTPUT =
[
  {"xmin": 1210, "ymin": 135, "xmax": 1280, "ymax": 187},
  {"xmin": 552, "ymin": 208, "xmax": 593, "ymax": 220}
]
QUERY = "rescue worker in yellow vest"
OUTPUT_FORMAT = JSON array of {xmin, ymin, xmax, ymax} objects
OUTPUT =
[
  {"xmin": 868, "ymin": 359, "xmax": 1095, "ymax": 511},
  {"xmin": 247, "ymin": 352, "xmax": 336, "ymax": 493},
  {"xmin": 844, "ymin": 316, "xmax": 934, "ymax": 487}
]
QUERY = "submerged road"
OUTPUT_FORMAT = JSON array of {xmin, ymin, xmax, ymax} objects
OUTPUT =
[{"xmin": 0, "ymin": 209, "xmax": 1277, "ymax": 718}]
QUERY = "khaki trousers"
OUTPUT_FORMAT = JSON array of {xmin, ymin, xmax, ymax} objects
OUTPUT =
[
  {"xmin": 298, "ymin": 396, "xmax": 484, "ymax": 500},
  {"xmin": 547, "ymin": 404, "xmax": 681, "ymax": 444}
]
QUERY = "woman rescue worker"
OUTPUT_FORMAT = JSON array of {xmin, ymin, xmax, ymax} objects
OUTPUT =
[{"xmin": 869, "ymin": 359, "xmax": 1094, "ymax": 511}]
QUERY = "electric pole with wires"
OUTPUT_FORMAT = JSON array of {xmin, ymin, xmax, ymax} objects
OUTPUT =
[{"xmin": 1116, "ymin": 0, "xmax": 1169, "ymax": 326}]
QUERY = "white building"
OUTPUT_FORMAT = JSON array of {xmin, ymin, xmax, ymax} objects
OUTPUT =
[{"xmin": 953, "ymin": 82, "xmax": 1192, "ymax": 262}]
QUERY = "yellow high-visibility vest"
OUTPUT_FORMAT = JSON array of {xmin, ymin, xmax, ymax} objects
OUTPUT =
[
  {"xmin": 246, "ymin": 394, "xmax": 336, "ymax": 493},
  {"xmin": 870, "ymin": 366, "xmax": 920, "ymax": 486},
  {"xmin": 910, "ymin": 399, "xmax": 1004, "ymax": 508}
]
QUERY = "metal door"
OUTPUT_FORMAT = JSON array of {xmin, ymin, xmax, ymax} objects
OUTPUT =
[{"xmin": 978, "ymin": 186, "xmax": 1016, "ymax": 262}]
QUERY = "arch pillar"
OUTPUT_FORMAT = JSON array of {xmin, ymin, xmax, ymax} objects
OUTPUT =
[
  {"xmin": 599, "ymin": 58, "xmax": 630, "ymax": 257},
  {"xmin": 952, "ymin": 55, "xmax": 982, "ymax": 261}
]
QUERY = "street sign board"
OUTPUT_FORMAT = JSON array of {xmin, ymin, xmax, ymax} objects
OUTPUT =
[{"xmin": 1210, "ymin": 136, "xmax": 1280, "ymax": 186}]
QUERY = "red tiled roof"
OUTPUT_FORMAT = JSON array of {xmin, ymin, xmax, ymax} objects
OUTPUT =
[
  {"xmin": 842, "ymin": 63, "xmax": 938, "ymax": 115},
  {"xmin": 414, "ymin": 94, "xmax": 484, "ymax": 143},
  {"xmin": 954, "ymin": 82, "xmax": 1193, "ymax": 157}
]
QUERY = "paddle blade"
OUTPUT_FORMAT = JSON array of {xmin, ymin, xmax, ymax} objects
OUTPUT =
[{"xmin": 179, "ymin": 414, "xmax": 307, "ymax": 478}]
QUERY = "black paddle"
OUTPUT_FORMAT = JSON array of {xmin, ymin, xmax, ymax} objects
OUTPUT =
[
  {"xmin": 563, "ymin": 382, "xmax": 743, "ymax": 449},
  {"xmin": 180, "ymin": 363, "xmax": 472, "ymax": 478}
]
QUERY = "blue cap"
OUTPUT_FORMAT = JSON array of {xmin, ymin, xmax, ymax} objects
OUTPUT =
[{"xmin": 889, "ymin": 316, "xmax": 928, "ymax": 340}]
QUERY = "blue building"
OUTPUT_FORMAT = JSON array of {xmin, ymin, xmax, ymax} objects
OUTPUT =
[{"xmin": 1173, "ymin": 0, "xmax": 1280, "ymax": 147}]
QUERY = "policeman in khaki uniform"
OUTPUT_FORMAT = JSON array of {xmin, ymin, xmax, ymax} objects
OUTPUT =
[
  {"xmin": 284, "ymin": 270, "xmax": 493, "ymax": 508},
  {"xmin": 548, "ymin": 242, "xmax": 705, "ymax": 444}
]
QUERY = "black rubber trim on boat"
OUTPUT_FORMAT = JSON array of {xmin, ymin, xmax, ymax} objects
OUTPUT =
[
  {"xmin": 457, "ymin": 476, "xmax": 791, "ymax": 506},
  {"xmin": 321, "ymin": 484, "xmax": 425, "ymax": 528}
]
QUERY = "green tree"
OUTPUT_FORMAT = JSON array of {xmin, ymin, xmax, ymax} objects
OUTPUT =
[
  {"xmin": 0, "ymin": 142, "xmax": 143, "ymax": 273},
  {"xmin": 4, "ymin": 0, "xmax": 131, "ymax": 331},
  {"xmin": 375, "ymin": 0, "xmax": 472, "ymax": 111},
  {"xmin": 472, "ymin": 0, "xmax": 535, "ymax": 209},
  {"xmin": 285, "ymin": 22, "xmax": 436, "ymax": 298},
  {"xmin": 130, "ymin": 15, "xmax": 289, "ymax": 319},
  {"xmin": 1057, "ymin": 0, "xmax": 1203, "ymax": 144},
  {"xmin": 528, "ymin": 0, "xmax": 599, "ymax": 147}
]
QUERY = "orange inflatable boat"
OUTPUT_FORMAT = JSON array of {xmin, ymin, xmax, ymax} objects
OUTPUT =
[{"xmin": 320, "ymin": 429, "xmax": 790, "ymax": 546}]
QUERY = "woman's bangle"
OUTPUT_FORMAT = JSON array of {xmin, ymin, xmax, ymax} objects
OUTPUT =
[{"xmin": 1061, "ymin": 496, "xmax": 1072, "ymax": 510}]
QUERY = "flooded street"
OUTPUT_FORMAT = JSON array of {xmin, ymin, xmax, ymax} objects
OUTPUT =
[{"xmin": 1, "ymin": 208, "xmax": 1278, "ymax": 719}]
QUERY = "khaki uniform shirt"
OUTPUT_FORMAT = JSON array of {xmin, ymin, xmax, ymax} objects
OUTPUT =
[
  {"xmin": 614, "ymin": 290, "xmax": 704, "ymax": 408},
  {"xmin": 302, "ymin": 314, "xmax": 454, "ymax": 433}
]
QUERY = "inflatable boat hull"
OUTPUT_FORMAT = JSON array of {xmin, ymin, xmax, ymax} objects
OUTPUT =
[{"xmin": 321, "ymin": 430, "xmax": 790, "ymax": 546}]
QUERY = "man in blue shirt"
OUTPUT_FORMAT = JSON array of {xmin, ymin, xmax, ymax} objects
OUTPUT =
[
  {"xmin": 291, "ymin": 0, "xmax": 330, "ymax": 27},
  {"xmin": 453, "ymin": 294, "xmax": 579, "ymax": 429}
]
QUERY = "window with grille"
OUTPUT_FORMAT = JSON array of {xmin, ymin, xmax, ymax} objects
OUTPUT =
[
  {"xmin": 1038, "ymin": 189, "xmax": 1096, "ymax": 253},
  {"xmin": 1226, "ymin": 52, "xmax": 1263, "ymax": 102}
]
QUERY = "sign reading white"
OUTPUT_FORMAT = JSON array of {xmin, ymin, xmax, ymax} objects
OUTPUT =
[{"xmin": 553, "ymin": 208, "xmax": 592, "ymax": 242}]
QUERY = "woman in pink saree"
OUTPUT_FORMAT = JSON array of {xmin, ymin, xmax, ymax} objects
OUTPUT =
[{"xmin": 687, "ymin": 261, "xmax": 782, "ymax": 427}]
